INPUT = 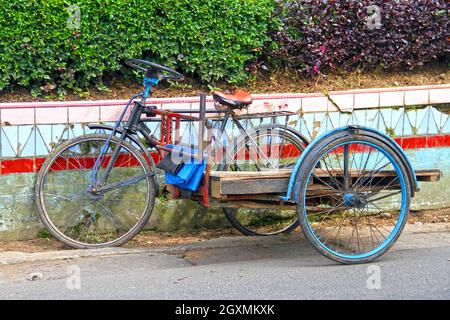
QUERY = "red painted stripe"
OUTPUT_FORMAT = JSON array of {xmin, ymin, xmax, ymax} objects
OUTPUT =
[
  {"xmin": 395, "ymin": 135, "xmax": 450, "ymax": 149},
  {"xmin": 0, "ymin": 152, "xmax": 160, "ymax": 175},
  {"xmin": 231, "ymin": 144, "xmax": 303, "ymax": 162},
  {"xmin": 1, "ymin": 158, "xmax": 35, "ymax": 175},
  {"xmin": 1, "ymin": 134, "xmax": 449, "ymax": 175}
]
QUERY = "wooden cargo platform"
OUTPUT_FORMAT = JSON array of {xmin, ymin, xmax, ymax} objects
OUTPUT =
[{"xmin": 209, "ymin": 169, "xmax": 441, "ymax": 202}]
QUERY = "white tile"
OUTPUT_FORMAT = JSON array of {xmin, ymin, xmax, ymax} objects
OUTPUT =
[
  {"xmin": 404, "ymin": 90, "xmax": 429, "ymax": 105},
  {"xmin": 380, "ymin": 91, "xmax": 404, "ymax": 107},
  {"xmin": 35, "ymin": 107, "xmax": 67, "ymax": 124},
  {"xmin": 302, "ymin": 96, "xmax": 329, "ymax": 113},
  {"xmin": 354, "ymin": 93, "xmax": 380, "ymax": 109},
  {"xmin": 1, "ymin": 108, "xmax": 35, "ymax": 125},
  {"xmin": 100, "ymin": 105, "xmax": 130, "ymax": 122},
  {"xmin": 68, "ymin": 106, "xmax": 100, "ymax": 123},
  {"xmin": 328, "ymin": 94, "xmax": 354, "ymax": 112},
  {"xmin": 429, "ymin": 88, "xmax": 450, "ymax": 104},
  {"xmin": 160, "ymin": 103, "xmax": 194, "ymax": 111}
]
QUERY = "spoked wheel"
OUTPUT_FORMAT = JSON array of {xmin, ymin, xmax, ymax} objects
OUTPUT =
[
  {"xmin": 218, "ymin": 124, "xmax": 308, "ymax": 236},
  {"xmin": 35, "ymin": 134, "xmax": 156, "ymax": 249},
  {"xmin": 296, "ymin": 132, "xmax": 411, "ymax": 264}
]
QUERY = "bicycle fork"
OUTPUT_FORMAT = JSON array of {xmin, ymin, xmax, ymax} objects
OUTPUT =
[{"xmin": 90, "ymin": 100, "xmax": 154, "ymax": 194}]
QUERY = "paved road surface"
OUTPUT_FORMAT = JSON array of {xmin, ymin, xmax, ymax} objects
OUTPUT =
[{"xmin": 0, "ymin": 224, "xmax": 449, "ymax": 299}]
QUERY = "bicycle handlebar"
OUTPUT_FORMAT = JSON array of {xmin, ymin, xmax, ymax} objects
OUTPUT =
[{"xmin": 124, "ymin": 59, "xmax": 184, "ymax": 81}]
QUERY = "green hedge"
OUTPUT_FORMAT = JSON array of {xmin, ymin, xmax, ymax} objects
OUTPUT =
[{"xmin": 0, "ymin": 0, "xmax": 277, "ymax": 92}]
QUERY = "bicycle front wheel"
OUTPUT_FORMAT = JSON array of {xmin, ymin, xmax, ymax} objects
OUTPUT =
[{"xmin": 35, "ymin": 134, "xmax": 156, "ymax": 249}]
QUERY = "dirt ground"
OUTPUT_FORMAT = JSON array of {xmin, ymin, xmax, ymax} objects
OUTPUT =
[
  {"xmin": 0, "ymin": 64, "xmax": 447, "ymax": 103},
  {"xmin": 0, "ymin": 208, "xmax": 448, "ymax": 253},
  {"xmin": 0, "ymin": 227, "xmax": 241, "ymax": 253}
]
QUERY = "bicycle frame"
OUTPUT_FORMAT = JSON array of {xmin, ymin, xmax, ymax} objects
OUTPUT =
[
  {"xmin": 90, "ymin": 76, "xmax": 202, "ymax": 191},
  {"xmin": 89, "ymin": 76, "xmax": 289, "ymax": 206}
]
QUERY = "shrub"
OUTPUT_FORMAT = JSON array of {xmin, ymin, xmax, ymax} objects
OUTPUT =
[
  {"xmin": 0, "ymin": 0, "xmax": 277, "ymax": 92},
  {"xmin": 270, "ymin": 0, "xmax": 449, "ymax": 74}
]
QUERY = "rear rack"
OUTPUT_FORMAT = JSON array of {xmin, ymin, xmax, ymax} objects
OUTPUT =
[{"xmin": 235, "ymin": 110, "xmax": 297, "ymax": 119}]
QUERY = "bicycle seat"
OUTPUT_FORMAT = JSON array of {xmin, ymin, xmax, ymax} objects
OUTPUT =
[{"xmin": 212, "ymin": 90, "xmax": 252, "ymax": 109}]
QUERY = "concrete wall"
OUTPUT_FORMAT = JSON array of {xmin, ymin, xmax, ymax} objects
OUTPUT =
[
  {"xmin": 0, "ymin": 147, "xmax": 448, "ymax": 240},
  {"xmin": 0, "ymin": 171, "xmax": 229, "ymax": 240},
  {"xmin": 406, "ymin": 147, "xmax": 450, "ymax": 209}
]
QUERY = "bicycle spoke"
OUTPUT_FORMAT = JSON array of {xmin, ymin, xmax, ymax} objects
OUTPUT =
[{"xmin": 221, "ymin": 127, "xmax": 305, "ymax": 235}]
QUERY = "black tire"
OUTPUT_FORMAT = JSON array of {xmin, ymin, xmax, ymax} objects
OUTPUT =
[
  {"xmin": 296, "ymin": 131, "xmax": 411, "ymax": 264},
  {"xmin": 218, "ymin": 124, "xmax": 308, "ymax": 236},
  {"xmin": 35, "ymin": 134, "xmax": 156, "ymax": 249}
]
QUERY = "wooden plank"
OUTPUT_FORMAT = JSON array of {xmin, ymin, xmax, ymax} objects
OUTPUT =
[
  {"xmin": 210, "ymin": 169, "xmax": 441, "ymax": 180},
  {"xmin": 220, "ymin": 178, "xmax": 289, "ymax": 195},
  {"xmin": 210, "ymin": 178, "xmax": 222, "ymax": 199},
  {"xmin": 414, "ymin": 169, "xmax": 441, "ymax": 182},
  {"xmin": 211, "ymin": 177, "xmax": 334, "ymax": 199},
  {"xmin": 214, "ymin": 200, "xmax": 296, "ymax": 210},
  {"xmin": 209, "ymin": 169, "xmax": 441, "ymax": 198},
  {"xmin": 216, "ymin": 193, "xmax": 287, "ymax": 201},
  {"xmin": 210, "ymin": 170, "xmax": 292, "ymax": 179},
  {"xmin": 213, "ymin": 200, "xmax": 331, "ymax": 212},
  {"xmin": 311, "ymin": 169, "xmax": 441, "ymax": 179}
]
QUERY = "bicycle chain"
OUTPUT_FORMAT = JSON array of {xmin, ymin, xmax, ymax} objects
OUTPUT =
[
  {"xmin": 160, "ymin": 112, "xmax": 173, "ymax": 144},
  {"xmin": 168, "ymin": 115, "xmax": 173, "ymax": 144},
  {"xmin": 160, "ymin": 113, "xmax": 166, "ymax": 143}
]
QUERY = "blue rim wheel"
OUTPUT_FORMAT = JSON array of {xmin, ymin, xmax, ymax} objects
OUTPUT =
[{"xmin": 297, "ymin": 133, "xmax": 411, "ymax": 264}]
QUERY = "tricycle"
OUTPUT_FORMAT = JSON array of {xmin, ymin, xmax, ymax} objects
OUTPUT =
[{"xmin": 35, "ymin": 59, "xmax": 441, "ymax": 264}]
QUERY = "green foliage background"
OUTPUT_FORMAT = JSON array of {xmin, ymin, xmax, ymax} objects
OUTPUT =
[
  {"xmin": 0, "ymin": 0, "xmax": 277, "ymax": 92},
  {"xmin": 0, "ymin": 1, "xmax": 447, "ymax": 94}
]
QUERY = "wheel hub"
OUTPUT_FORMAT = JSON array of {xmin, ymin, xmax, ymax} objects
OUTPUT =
[
  {"xmin": 343, "ymin": 193, "xmax": 368, "ymax": 209},
  {"xmin": 86, "ymin": 186, "xmax": 104, "ymax": 201}
]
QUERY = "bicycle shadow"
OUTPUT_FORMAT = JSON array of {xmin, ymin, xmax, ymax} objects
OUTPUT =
[{"xmin": 177, "ymin": 232, "xmax": 335, "ymax": 267}]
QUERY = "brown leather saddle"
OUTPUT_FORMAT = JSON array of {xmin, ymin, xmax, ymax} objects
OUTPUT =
[{"xmin": 212, "ymin": 90, "xmax": 252, "ymax": 109}]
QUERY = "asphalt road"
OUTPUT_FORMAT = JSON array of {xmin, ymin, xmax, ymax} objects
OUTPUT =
[{"xmin": 0, "ymin": 224, "xmax": 449, "ymax": 300}]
